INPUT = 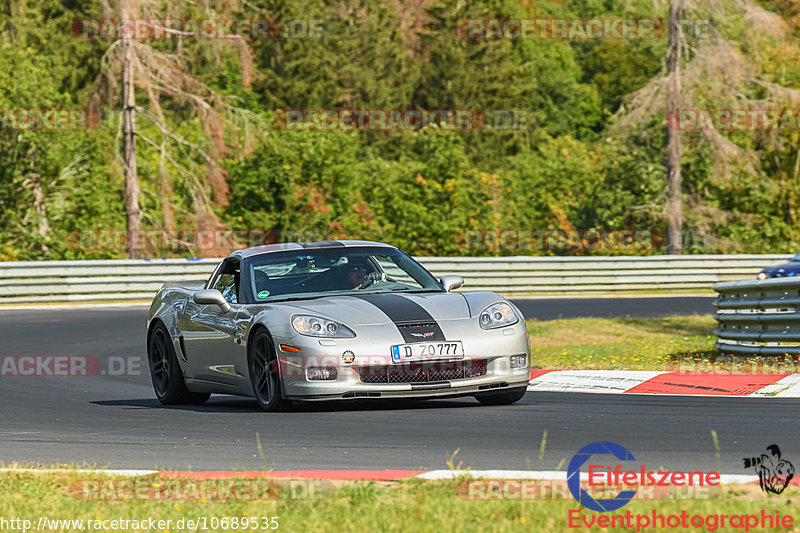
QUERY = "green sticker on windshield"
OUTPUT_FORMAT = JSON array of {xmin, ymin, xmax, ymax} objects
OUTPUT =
[{"xmin": 257, "ymin": 290, "xmax": 270, "ymax": 298}]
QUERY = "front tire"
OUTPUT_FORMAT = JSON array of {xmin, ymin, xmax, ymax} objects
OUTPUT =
[
  {"xmin": 148, "ymin": 322, "xmax": 210, "ymax": 405},
  {"xmin": 248, "ymin": 328, "xmax": 287, "ymax": 412},
  {"xmin": 474, "ymin": 386, "xmax": 527, "ymax": 406}
]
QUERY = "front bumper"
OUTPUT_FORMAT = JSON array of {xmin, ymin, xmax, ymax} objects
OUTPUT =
[
  {"xmin": 287, "ymin": 378, "xmax": 531, "ymax": 401},
  {"xmin": 281, "ymin": 358, "xmax": 530, "ymax": 401},
  {"xmin": 272, "ymin": 321, "xmax": 531, "ymax": 401}
]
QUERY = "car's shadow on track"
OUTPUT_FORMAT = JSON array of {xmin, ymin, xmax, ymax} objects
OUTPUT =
[{"xmin": 92, "ymin": 396, "xmax": 487, "ymax": 413}]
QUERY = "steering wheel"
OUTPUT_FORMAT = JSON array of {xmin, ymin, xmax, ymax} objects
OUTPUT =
[{"xmin": 359, "ymin": 271, "xmax": 385, "ymax": 289}]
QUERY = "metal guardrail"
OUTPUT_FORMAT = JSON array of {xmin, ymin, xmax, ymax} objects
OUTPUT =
[
  {"xmin": 0, "ymin": 254, "xmax": 789, "ymax": 304},
  {"xmin": 714, "ymin": 276, "xmax": 800, "ymax": 356},
  {"xmin": 0, "ymin": 258, "xmax": 220, "ymax": 303},
  {"xmin": 419, "ymin": 255, "xmax": 786, "ymax": 293}
]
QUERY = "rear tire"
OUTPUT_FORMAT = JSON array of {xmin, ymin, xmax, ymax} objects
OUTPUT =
[
  {"xmin": 474, "ymin": 386, "xmax": 527, "ymax": 406},
  {"xmin": 248, "ymin": 328, "xmax": 288, "ymax": 412},
  {"xmin": 148, "ymin": 322, "xmax": 210, "ymax": 405}
]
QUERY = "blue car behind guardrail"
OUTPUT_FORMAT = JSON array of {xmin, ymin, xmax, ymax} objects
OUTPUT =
[{"xmin": 758, "ymin": 252, "xmax": 800, "ymax": 279}]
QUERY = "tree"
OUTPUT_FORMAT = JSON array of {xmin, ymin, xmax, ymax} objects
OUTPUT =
[
  {"xmin": 611, "ymin": 0, "xmax": 800, "ymax": 253},
  {"xmin": 119, "ymin": 0, "xmax": 140, "ymax": 257},
  {"xmin": 665, "ymin": 0, "xmax": 683, "ymax": 254},
  {"xmin": 90, "ymin": 0, "xmax": 260, "ymax": 258}
]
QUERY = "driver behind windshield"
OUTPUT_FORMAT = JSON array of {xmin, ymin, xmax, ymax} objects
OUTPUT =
[{"xmin": 345, "ymin": 259, "xmax": 369, "ymax": 290}]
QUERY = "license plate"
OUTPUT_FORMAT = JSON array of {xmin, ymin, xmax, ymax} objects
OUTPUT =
[{"xmin": 391, "ymin": 341, "xmax": 464, "ymax": 363}]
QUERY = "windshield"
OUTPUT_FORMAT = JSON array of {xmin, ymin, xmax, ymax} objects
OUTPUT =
[{"xmin": 244, "ymin": 246, "xmax": 443, "ymax": 302}]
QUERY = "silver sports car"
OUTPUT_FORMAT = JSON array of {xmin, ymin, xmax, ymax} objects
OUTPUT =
[{"xmin": 147, "ymin": 240, "xmax": 531, "ymax": 411}]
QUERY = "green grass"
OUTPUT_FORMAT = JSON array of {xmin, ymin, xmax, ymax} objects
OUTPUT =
[
  {"xmin": 0, "ymin": 470, "xmax": 793, "ymax": 533},
  {"xmin": 527, "ymin": 315, "xmax": 724, "ymax": 371},
  {"xmin": 526, "ymin": 315, "xmax": 800, "ymax": 372}
]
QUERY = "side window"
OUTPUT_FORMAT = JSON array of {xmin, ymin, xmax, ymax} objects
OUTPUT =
[{"xmin": 211, "ymin": 261, "xmax": 240, "ymax": 304}]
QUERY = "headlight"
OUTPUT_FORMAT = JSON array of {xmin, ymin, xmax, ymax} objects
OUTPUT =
[
  {"xmin": 479, "ymin": 302, "xmax": 518, "ymax": 329},
  {"xmin": 291, "ymin": 315, "xmax": 355, "ymax": 338},
  {"xmin": 757, "ymin": 272, "xmax": 767, "ymax": 280}
]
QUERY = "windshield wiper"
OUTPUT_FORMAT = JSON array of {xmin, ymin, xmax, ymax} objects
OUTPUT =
[
  {"xmin": 359, "ymin": 287, "xmax": 441, "ymax": 294},
  {"xmin": 264, "ymin": 295, "xmax": 326, "ymax": 302}
]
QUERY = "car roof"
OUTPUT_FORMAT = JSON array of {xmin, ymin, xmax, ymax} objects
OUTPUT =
[{"xmin": 230, "ymin": 240, "xmax": 397, "ymax": 260}]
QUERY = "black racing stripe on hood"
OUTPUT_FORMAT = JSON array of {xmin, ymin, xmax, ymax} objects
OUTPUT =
[
  {"xmin": 354, "ymin": 294, "xmax": 431, "ymax": 324},
  {"xmin": 353, "ymin": 293, "xmax": 445, "ymax": 342}
]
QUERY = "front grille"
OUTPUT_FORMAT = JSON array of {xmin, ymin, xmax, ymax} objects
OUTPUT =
[
  {"xmin": 396, "ymin": 321, "xmax": 444, "ymax": 342},
  {"xmin": 357, "ymin": 359, "xmax": 487, "ymax": 384}
]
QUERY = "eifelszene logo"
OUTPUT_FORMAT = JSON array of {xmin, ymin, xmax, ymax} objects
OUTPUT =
[
  {"xmin": 568, "ymin": 441, "xmax": 638, "ymax": 512},
  {"xmin": 567, "ymin": 441, "xmax": 720, "ymax": 513},
  {"xmin": 744, "ymin": 444, "xmax": 795, "ymax": 495}
]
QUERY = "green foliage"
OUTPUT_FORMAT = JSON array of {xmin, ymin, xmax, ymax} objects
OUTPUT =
[
  {"xmin": 2, "ymin": 0, "xmax": 800, "ymax": 258},
  {"xmin": 225, "ymin": 124, "xmax": 489, "ymax": 255},
  {"xmin": 578, "ymin": 40, "xmax": 663, "ymax": 115}
]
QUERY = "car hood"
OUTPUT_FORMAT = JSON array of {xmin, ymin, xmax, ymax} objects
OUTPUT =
[{"xmin": 283, "ymin": 291, "xmax": 504, "ymax": 326}]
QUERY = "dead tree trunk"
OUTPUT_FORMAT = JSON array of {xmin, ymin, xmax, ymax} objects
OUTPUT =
[
  {"xmin": 120, "ymin": 0, "xmax": 141, "ymax": 259},
  {"xmin": 666, "ymin": 0, "xmax": 683, "ymax": 254}
]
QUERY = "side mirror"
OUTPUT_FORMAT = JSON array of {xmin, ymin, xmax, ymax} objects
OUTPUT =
[
  {"xmin": 440, "ymin": 275, "xmax": 464, "ymax": 292},
  {"xmin": 193, "ymin": 289, "xmax": 232, "ymax": 313}
]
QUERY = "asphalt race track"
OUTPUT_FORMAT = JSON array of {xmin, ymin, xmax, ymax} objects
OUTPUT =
[{"xmin": 1, "ymin": 298, "xmax": 795, "ymax": 474}]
